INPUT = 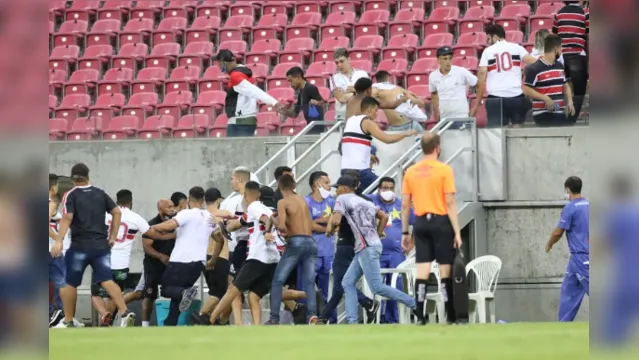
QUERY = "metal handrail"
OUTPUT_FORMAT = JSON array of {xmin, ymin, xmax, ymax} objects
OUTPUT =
[{"xmin": 253, "ymin": 120, "xmax": 344, "ymax": 184}]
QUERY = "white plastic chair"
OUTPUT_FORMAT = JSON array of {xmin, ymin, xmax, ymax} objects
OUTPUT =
[
  {"xmin": 465, "ymin": 255, "xmax": 502, "ymax": 323},
  {"xmin": 425, "ymin": 262, "xmax": 446, "ymax": 323}
]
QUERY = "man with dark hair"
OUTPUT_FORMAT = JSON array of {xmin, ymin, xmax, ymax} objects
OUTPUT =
[
  {"xmin": 273, "ymin": 166, "xmax": 294, "ymax": 205},
  {"xmin": 523, "ymin": 34, "xmax": 576, "ymax": 127},
  {"xmin": 330, "ymin": 48, "xmax": 370, "ymax": 121},
  {"xmin": 171, "ymin": 192, "xmax": 187, "ymax": 212},
  {"xmin": 372, "ymin": 71, "xmax": 427, "ymax": 132},
  {"xmin": 280, "ymin": 66, "xmax": 325, "ymax": 134},
  {"xmin": 546, "ymin": 176, "xmax": 589, "ymax": 322},
  {"xmin": 52, "ymin": 163, "xmax": 136, "ymax": 328},
  {"xmin": 215, "ymin": 49, "xmax": 283, "ymax": 137},
  {"xmin": 474, "ymin": 24, "xmax": 537, "ymax": 127}
]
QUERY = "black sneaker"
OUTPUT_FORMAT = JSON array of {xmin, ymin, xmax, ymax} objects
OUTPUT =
[
  {"xmin": 291, "ymin": 304, "xmax": 307, "ymax": 325},
  {"xmin": 49, "ymin": 309, "xmax": 64, "ymax": 328},
  {"xmin": 365, "ymin": 300, "xmax": 380, "ymax": 324},
  {"xmin": 190, "ymin": 312, "xmax": 210, "ymax": 326},
  {"xmin": 317, "ymin": 318, "xmax": 329, "ymax": 325},
  {"xmin": 264, "ymin": 320, "xmax": 279, "ymax": 325},
  {"xmin": 412, "ymin": 308, "xmax": 427, "ymax": 325}
]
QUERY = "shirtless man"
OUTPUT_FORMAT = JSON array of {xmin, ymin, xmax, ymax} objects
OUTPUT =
[
  {"xmin": 345, "ymin": 78, "xmax": 406, "ymax": 120},
  {"xmin": 373, "ymin": 70, "xmax": 428, "ymax": 133},
  {"xmin": 265, "ymin": 174, "xmax": 320, "ymax": 325}
]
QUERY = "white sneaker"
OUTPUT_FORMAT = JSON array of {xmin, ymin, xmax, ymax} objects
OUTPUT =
[
  {"xmin": 73, "ymin": 318, "xmax": 85, "ymax": 327},
  {"xmin": 53, "ymin": 321, "xmax": 75, "ymax": 328},
  {"xmin": 120, "ymin": 311, "xmax": 136, "ymax": 327}
]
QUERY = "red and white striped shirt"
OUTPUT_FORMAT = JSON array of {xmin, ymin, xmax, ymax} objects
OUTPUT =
[{"xmin": 553, "ymin": 4, "xmax": 589, "ymax": 55}]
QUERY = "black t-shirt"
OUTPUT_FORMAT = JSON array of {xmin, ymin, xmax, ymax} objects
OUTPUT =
[
  {"xmin": 64, "ymin": 185, "xmax": 116, "ymax": 251},
  {"xmin": 143, "ymin": 214, "xmax": 175, "ymax": 267},
  {"xmin": 295, "ymin": 82, "xmax": 324, "ymax": 122},
  {"xmin": 337, "ymin": 193, "xmax": 374, "ymax": 247}
]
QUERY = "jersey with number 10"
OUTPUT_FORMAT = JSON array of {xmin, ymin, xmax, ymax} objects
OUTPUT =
[
  {"xmin": 479, "ymin": 40, "xmax": 530, "ymax": 98},
  {"xmin": 105, "ymin": 207, "xmax": 150, "ymax": 270}
]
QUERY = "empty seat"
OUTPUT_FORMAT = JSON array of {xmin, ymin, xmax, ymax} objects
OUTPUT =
[
  {"xmin": 388, "ymin": 8, "xmax": 425, "ymax": 38},
  {"xmin": 163, "ymin": 0, "xmax": 198, "ymax": 19},
  {"xmin": 138, "ymin": 115, "xmax": 177, "ymax": 139},
  {"xmin": 398, "ymin": 1, "xmax": 427, "ymax": 10},
  {"xmin": 66, "ymin": 116, "xmax": 105, "ymax": 141},
  {"xmin": 453, "ymin": 32, "xmax": 487, "ymax": 57},
  {"xmin": 469, "ymin": 97, "xmax": 487, "ymax": 127},
  {"xmin": 121, "ymin": 92, "xmax": 159, "ymax": 122},
  {"xmin": 495, "ymin": 4, "xmax": 531, "ymax": 31},
  {"xmin": 306, "ymin": 61, "xmax": 337, "ymax": 87},
  {"xmin": 255, "ymin": 112, "xmax": 280, "ymax": 136},
  {"xmin": 468, "ymin": 0, "xmax": 498, "ymax": 7},
  {"xmin": 78, "ymin": 44, "xmax": 113, "ymax": 70},
  {"xmin": 49, "ymin": 95, "xmax": 59, "ymax": 111},
  {"xmin": 178, "ymin": 42, "xmax": 214, "ymax": 67},
  {"xmin": 295, "ymin": 1, "xmax": 323, "ymax": 14},
  {"xmin": 286, "ymin": 12, "xmax": 322, "ymax": 41},
  {"xmin": 131, "ymin": 67, "xmax": 167, "ymax": 95},
  {"xmin": 185, "ymin": 16, "xmax": 221, "ymax": 44},
  {"xmin": 418, "ymin": 33, "xmax": 454, "ymax": 58},
  {"xmin": 97, "ymin": 67, "xmax": 133, "ymax": 95},
  {"xmin": 230, "ymin": 0, "xmax": 262, "ymax": 17},
  {"xmin": 377, "ymin": 59, "xmax": 409, "ymax": 81},
  {"xmin": 172, "ymin": 114, "xmax": 212, "ymax": 138},
  {"xmin": 245, "ymin": 39, "xmax": 282, "ymax": 65},
  {"xmin": 423, "ymin": 7, "xmax": 460, "ymax": 35},
  {"xmin": 145, "ymin": 42, "xmax": 181, "ymax": 70},
  {"xmin": 320, "ymin": 11, "xmax": 356, "ymax": 41},
  {"xmin": 49, "ymin": 69, "xmax": 67, "ymax": 95},
  {"xmin": 165, "ymin": 66, "xmax": 201, "ymax": 93},
  {"xmin": 130, "ymin": 0, "xmax": 165, "ymax": 20},
  {"xmin": 533, "ymin": 2, "xmax": 564, "ymax": 17},
  {"xmin": 278, "ymin": 38, "xmax": 315, "ymax": 64},
  {"xmin": 267, "ymin": 62, "xmax": 302, "ymax": 90},
  {"xmin": 266, "ymin": 88, "xmax": 296, "ymax": 108},
  {"xmin": 218, "ymin": 40, "xmax": 249, "ymax": 58},
  {"xmin": 506, "ymin": 30, "xmax": 524, "ymax": 44},
  {"xmin": 244, "ymin": 63, "xmax": 270, "ymax": 85},
  {"xmin": 192, "ymin": 90, "xmax": 226, "ymax": 119},
  {"xmin": 49, "ymin": 118, "xmax": 69, "ymax": 140},
  {"xmin": 459, "ymin": 5, "xmax": 495, "ymax": 35},
  {"xmin": 408, "ymin": 85, "xmax": 432, "ymax": 101},
  {"xmin": 103, "ymin": 115, "xmax": 142, "ymax": 140},
  {"xmin": 349, "ymin": 35, "xmax": 384, "ymax": 62},
  {"xmin": 354, "ymin": 10, "xmax": 390, "ymax": 38},
  {"xmin": 381, "ymin": 34, "xmax": 419, "ymax": 61},
  {"xmin": 218, "ymin": 15, "xmax": 254, "ymax": 44},
  {"xmin": 209, "ymin": 113, "xmax": 229, "ymax": 138},
  {"xmin": 97, "ymin": 1, "xmax": 133, "ymax": 21},
  {"xmin": 89, "ymin": 93, "xmax": 126, "ymax": 123},
  {"xmin": 350, "ymin": 60, "xmax": 373, "ymax": 74},
  {"xmin": 252, "ymin": 13, "xmax": 288, "ymax": 43},
  {"xmin": 328, "ymin": 1, "xmax": 357, "ymax": 13},
  {"xmin": 406, "ymin": 58, "xmax": 438, "ymax": 87},
  {"xmin": 452, "ymin": 56, "xmax": 479, "ymax": 72},
  {"xmin": 432, "ymin": 0, "xmax": 462, "ymax": 9},
  {"xmin": 279, "ymin": 116, "xmax": 307, "ymax": 136},
  {"xmin": 529, "ymin": 16, "xmax": 554, "ymax": 34},
  {"xmin": 119, "ymin": 18, "xmax": 153, "ymax": 46},
  {"xmin": 314, "ymin": 36, "xmax": 350, "ymax": 62},
  {"xmin": 53, "ymin": 20, "xmax": 88, "ymax": 47},
  {"xmin": 65, "ymin": 0, "xmax": 100, "ymax": 21},
  {"xmin": 86, "ymin": 19, "xmax": 121, "ymax": 47},
  {"xmin": 54, "ymin": 94, "xmax": 91, "ymax": 123},
  {"xmin": 152, "ymin": 17, "xmax": 188, "ymax": 46},
  {"xmin": 111, "ymin": 42, "xmax": 148, "ymax": 71},
  {"xmin": 196, "ymin": 0, "xmax": 229, "ymax": 18},
  {"xmin": 198, "ymin": 66, "xmax": 225, "ymax": 92},
  {"xmin": 63, "ymin": 69, "xmax": 99, "ymax": 96},
  {"xmin": 363, "ymin": 0, "xmax": 392, "ymax": 11},
  {"xmin": 156, "ymin": 90, "xmax": 194, "ymax": 120}
]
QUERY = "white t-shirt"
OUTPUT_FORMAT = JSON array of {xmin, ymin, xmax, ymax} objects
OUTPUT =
[
  {"xmin": 49, "ymin": 198, "xmax": 71, "ymax": 253},
  {"xmin": 479, "ymin": 40, "xmax": 529, "ymax": 98},
  {"xmin": 429, "ymin": 65, "xmax": 477, "ymax": 119},
  {"xmin": 170, "ymin": 208, "xmax": 218, "ymax": 263},
  {"xmin": 105, "ymin": 207, "xmax": 150, "ymax": 270},
  {"xmin": 241, "ymin": 201, "xmax": 280, "ymax": 264},
  {"xmin": 220, "ymin": 193, "xmax": 248, "ymax": 252},
  {"xmin": 329, "ymin": 69, "xmax": 369, "ymax": 118}
]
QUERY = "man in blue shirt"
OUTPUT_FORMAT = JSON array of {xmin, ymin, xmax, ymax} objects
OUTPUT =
[
  {"xmin": 368, "ymin": 177, "xmax": 414, "ymax": 323},
  {"xmin": 545, "ymin": 176, "xmax": 589, "ymax": 322}
]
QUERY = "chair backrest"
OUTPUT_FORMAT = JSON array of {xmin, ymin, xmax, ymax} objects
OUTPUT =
[
  {"xmin": 291, "ymin": 12, "xmax": 321, "ymax": 25},
  {"xmin": 49, "ymin": 69, "xmax": 67, "ymax": 83},
  {"xmin": 307, "ymin": 61, "xmax": 336, "ymax": 75},
  {"xmin": 500, "ymin": 4, "xmax": 531, "ymax": 17},
  {"xmin": 59, "ymin": 19, "xmax": 89, "ymax": 32},
  {"xmin": 123, "ymin": 18, "xmax": 154, "ymax": 31},
  {"xmin": 84, "ymin": 44, "xmax": 114, "ymax": 57},
  {"xmin": 465, "ymin": 5, "xmax": 495, "ymax": 18},
  {"xmin": 350, "ymin": 60, "xmax": 373, "ymax": 73},
  {"xmin": 183, "ymin": 41, "xmax": 214, "ymax": 54},
  {"xmin": 178, "ymin": 114, "xmax": 210, "ymax": 127},
  {"xmin": 109, "ymin": 115, "xmax": 140, "ymax": 130},
  {"xmin": 325, "ymin": 11, "xmax": 356, "ymax": 24},
  {"xmin": 157, "ymin": 17, "xmax": 188, "ymax": 30},
  {"xmin": 388, "ymin": 34, "xmax": 419, "ymax": 47},
  {"xmin": 285, "ymin": 37, "xmax": 315, "ymax": 51},
  {"xmin": 163, "ymin": 90, "xmax": 193, "ymax": 104},
  {"xmin": 395, "ymin": 8, "xmax": 425, "ymax": 21},
  {"xmin": 246, "ymin": 63, "xmax": 269, "ymax": 78},
  {"xmin": 170, "ymin": 65, "xmax": 201, "ymax": 79},
  {"xmin": 224, "ymin": 15, "xmax": 254, "ymax": 27},
  {"xmin": 423, "ymin": 33, "xmax": 454, "ymax": 47},
  {"xmin": 102, "ymin": 67, "xmax": 134, "ymax": 81},
  {"xmin": 51, "ymin": 45, "xmax": 81, "ymax": 58},
  {"xmin": 196, "ymin": 90, "xmax": 226, "ymax": 104},
  {"xmin": 136, "ymin": 66, "xmax": 166, "ymax": 80},
  {"xmin": 191, "ymin": 15, "xmax": 221, "ymax": 29},
  {"xmin": 430, "ymin": 6, "xmax": 460, "ymax": 19},
  {"xmin": 61, "ymin": 94, "xmax": 91, "ymax": 107},
  {"xmin": 142, "ymin": 114, "xmax": 176, "ymax": 129},
  {"xmin": 256, "ymin": 13, "xmax": 287, "ymax": 26},
  {"xmin": 353, "ymin": 35, "xmax": 384, "ymax": 48},
  {"xmin": 151, "ymin": 42, "xmax": 180, "ymax": 55},
  {"xmin": 95, "ymin": 93, "xmax": 126, "ymax": 107},
  {"xmin": 218, "ymin": 40, "xmax": 247, "ymax": 53},
  {"xmin": 251, "ymin": 39, "xmax": 281, "ymax": 53},
  {"xmin": 271, "ymin": 62, "xmax": 301, "ymax": 77},
  {"xmin": 128, "ymin": 92, "xmax": 159, "ymax": 105},
  {"xmin": 360, "ymin": 9, "xmax": 390, "ymax": 22},
  {"xmin": 466, "ymin": 255, "xmax": 502, "ymax": 294},
  {"xmin": 202, "ymin": 65, "xmax": 222, "ymax": 79},
  {"xmin": 91, "ymin": 19, "xmax": 121, "ymax": 32},
  {"xmin": 118, "ymin": 42, "xmax": 148, "ymax": 56},
  {"xmin": 318, "ymin": 36, "xmax": 350, "ymax": 50}
]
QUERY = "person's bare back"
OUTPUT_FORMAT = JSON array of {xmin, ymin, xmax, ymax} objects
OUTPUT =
[{"xmin": 278, "ymin": 193, "xmax": 313, "ymax": 238}]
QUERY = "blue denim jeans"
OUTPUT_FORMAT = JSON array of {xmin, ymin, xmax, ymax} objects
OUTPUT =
[
  {"xmin": 49, "ymin": 252, "xmax": 66, "ymax": 313},
  {"xmin": 269, "ymin": 235, "xmax": 318, "ymax": 323},
  {"xmin": 342, "ymin": 245, "xmax": 416, "ymax": 324}
]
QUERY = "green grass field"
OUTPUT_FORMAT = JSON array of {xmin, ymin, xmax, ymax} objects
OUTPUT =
[{"xmin": 50, "ymin": 323, "xmax": 589, "ymax": 360}]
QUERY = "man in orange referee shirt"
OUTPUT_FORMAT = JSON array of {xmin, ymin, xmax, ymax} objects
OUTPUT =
[{"xmin": 401, "ymin": 133, "xmax": 463, "ymax": 325}]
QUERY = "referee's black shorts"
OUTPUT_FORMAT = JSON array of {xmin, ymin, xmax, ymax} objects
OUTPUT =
[{"xmin": 413, "ymin": 213, "xmax": 455, "ymax": 265}]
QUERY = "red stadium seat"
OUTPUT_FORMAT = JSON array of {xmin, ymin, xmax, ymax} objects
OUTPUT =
[
  {"xmin": 245, "ymin": 63, "xmax": 269, "ymax": 85},
  {"xmin": 266, "ymin": 88, "xmax": 296, "ymax": 107},
  {"xmin": 433, "ymin": 0, "xmax": 462, "ymax": 8},
  {"xmin": 279, "ymin": 116, "xmax": 307, "ymax": 136},
  {"xmin": 350, "ymin": 60, "xmax": 373, "ymax": 74},
  {"xmin": 506, "ymin": 30, "xmax": 524, "ymax": 44},
  {"xmin": 185, "ymin": 16, "xmax": 221, "ymax": 45},
  {"xmin": 469, "ymin": 97, "xmax": 487, "ymax": 127},
  {"xmin": 156, "ymin": 90, "xmax": 193, "ymax": 120},
  {"xmin": 130, "ymin": 0, "xmax": 164, "ymax": 20},
  {"xmin": 363, "ymin": 0, "xmax": 393, "ymax": 11},
  {"xmin": 495, "ymin": 4, "xmax": 531, "ymax": 31},
  {"xmin": 314, "ymin": 36, "xmax": 350, "ymax": 62},
  {"xmin": 53, "ymin": 20, "xmax": 88, "ymax": 47},
  {"xmin": 320, "ymin": 11, "xmax": 356, "ymax": 41},
  {"xmin": 97, "ymin": 67, "xmax": 133, "ymax": 96},
  {"xmin": 453, "ymin": 32, "xmax": 487, "ymax": 57},
  {"xmin": 78, "ymin": 44, "xmax": 113, "ymax": 71},
  {"xmin": 325, "ymin": 110, "xmax": 336, "ymax": 121},
  {"xmin": 306, "ymin": 61, "xmax": 337, "ymax": 88},
  {"xmin": 230, "ymin": 1, "xmax": 261, "ymax": 17},
  {"xmin": 119, "ymin": 18, "xmax": 154, "ymax": 47},
  {"xmin": 196, "ymin": 1, "xmax": 228, "ymax": 18},
  {"xmin": 131, "ymin": 67, "xmax": 167, "ymax": 95},
  {"xmin": 423, "ymin": 7, "xmax": 460, "ymax": 35},
  {"xmin": 152, "ymin": 17, "xmax": 188, "ymax": 46},
  {"xmin": 63, "ymin": 69, "xmax": 99, "ymax": 96},
  {"xmin": 210, "ymin": 113, "xmax": 229, "ymax": 138},
  {"xmin": 66, "ymin": 116, "xmax": 105, "ymax": 141},
  {"xmin": 417, "ymin": 33, "xmax": 454, "ymax": 58},
  {"xmin": 327, "ymin": 1, "xmax": 358, "ymax": 13},
  {"xmin": 89, "ymin": 93, "xmax": 126, "ymax": 123},
  {"xmin": 467, "ymin": 0, "xmax": 498, "ymax": 7},
  {"xmin": 262, "ymin": 1, "xmax": 290, "ymax": 15},
  {"xmin": 255, "ymin": 112, "xmax": 280, "ymax": 136},
  {"xmin": 165, "ymin": 66, "xmax": 201, "ymax": 94},
  {"xmin": 49, "ymin": 118, "xmax": 69, "ymax": 140},
  {"xmin": 286, "ymin": 12, "xmax": 322, "ymax": 41},
  {"xmin": 138, "ymin": 115, "xmax": 177, "ymax": 139},
  {"xmin": 245, "ymin": 39, "xmax": 282, "ymax": 66},
  {"xmin": 145, "ymin": 42, "xmax": 181, "ymax": 70},
  {"xmin": 388, "ymin": 8, "xmax": 425, "ymax": 38},
  {"xmin": 218, "ymin": 40, "xmax": 248, "ymax": 58},
  {"xmin": 406, "ymin": 58, "xmax": 438, "ymax": 87},
  {"xmin": 278, "ymin": 38, "xmax": 315, "ymax": 64},
  {"xmin": 354, "ymin": 10, "xmax": 390, "ymax": 38},
  {"xmin": 252, "ymin": 13, "xmax": 288, "ymax": 43},
  {"xmin": 408, "ymin": 84, "xmax": 431, "ymax": 101},
  {"xmin": 103, "ymin": 115, "xmax": 142, "ymax": 140},
  {"xmin": 54, "ymin": 94, "xmax": 91, "ymax": 123},
  {"xmin": 198, "ymin": 66, "xmax": 226, "ymax": 92},
  {"xmin": 172, "ymin": 114, "xmax": 212, "ymax": 138},
  {"xmin": 458, "ymin": 5, "xmax": 495, "ymax": 35},
  {"xmin": 452, "ymin": 56, "xmax": 479, "ymax": 72},
  {"xmin": 163, "ymin": 0, "xmax": 198, "ymax": 19},
  {"xmin": 397, "ymin": 1, "xmax": 427, "ymax": 10},
  {"xmin": 533, "ymin": 2, "xmax": 564, "ymax": 16},
  {"xmin": 529, "ymin": 16, "xmax": 554, "ymax": 34},
  {"xmin": 86, "ymin": 19, "xmax": 120, "ymax": 48},
  {"xmin": 178, "ymin": 42, "xmax": 214, "ymax": 68},
  {"xmin": 218, "ymin": 15, "xmax": 254, "ymax": 44},
  {"xmin": 49, "ymin": 95, "xmax": 59, "ymax": 112},
  {"xmin": 111, "ymin": 43, "xmax": 148, "ymax": 72},
  {"xmin": 267, "ymin": 62, "xmax": 302, "ymax": 90},
  {"xmin": 295, "ymin": 2, "xmax": 323, "ymax": 15},
  {"xmin": 192, "ymin": 90, "xmax": 226, "ymax": 119},
  {"xmin": 381, "ymin": 34, "xmax": 418, "ymax": 61},
  {"xmin": 49, "ymin": 70, "xmax": 66, "ymax": 96},
  {"xmin": 350, "ymin": 35, "xmax": 384, "ymax": 62},
  {"xmin": 377, "ymin": 58, "xmax": 408, "ymax": 81},
  {"xmin": 121, "ymin": 92, "xmax": 159, "ymax": 122},
  {"xmin": 65, "ymin": 0, "xmax": 100, "ymax": 21},
  {"xmin": 97, "ymin": 1, "xmax": 132, "ymax": 21}
]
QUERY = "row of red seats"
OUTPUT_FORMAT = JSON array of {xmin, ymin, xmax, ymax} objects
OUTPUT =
[{"xmin": 50, "ymin": 4, "xmax": 559, "ymax": 51}]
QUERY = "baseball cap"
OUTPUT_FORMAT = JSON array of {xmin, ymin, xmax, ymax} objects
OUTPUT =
[
  {"xmin": 70, "ymin": 163, "xmax": 89, "ymax": 179},
  {"xmin": 259, "ymin": 185, "xmax": 276, "ymax": 209},
  {"xmin": 436, "ymin": 46, "xmax": 453, "ymax": 57},
  {"xmin": 205, "ymin": 187, "xmax": 224, "ymax": 203},
  {"xmin": 331, "ymin": 175, "xmax": 357, "ymax": 189}
]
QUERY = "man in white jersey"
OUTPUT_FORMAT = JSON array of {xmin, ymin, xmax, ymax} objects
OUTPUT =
[
  {"xmin": 372, "ymin": 70, "xmax": 427, "ymax": 132},
  {"xmin": 472, "ymin": 24, "xmax": 537, "ymax": 127},
  {"xmin": 330, "ymin": 48, "xmax": 370, "ymax": 122},
  {"xmin": 341, "ymin": 96, "xmax": 416, "ymax": 191}
]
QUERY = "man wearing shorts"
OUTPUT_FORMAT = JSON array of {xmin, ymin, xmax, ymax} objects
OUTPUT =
[{"xmin": 401, "ymin": 133, "xmax": 464, "ymax": 324}]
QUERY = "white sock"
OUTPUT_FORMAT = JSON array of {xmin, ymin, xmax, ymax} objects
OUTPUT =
[{"xmin": 142, "ymin": 321, "xmax": 150, "ymax": 327}]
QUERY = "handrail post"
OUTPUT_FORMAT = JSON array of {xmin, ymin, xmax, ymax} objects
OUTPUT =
[{"xmin": 471, "ymin": 117, "xmax": 479, "ymax": 202}]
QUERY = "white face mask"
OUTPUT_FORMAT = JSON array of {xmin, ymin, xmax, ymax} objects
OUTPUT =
[
  {"xmin": 319, "ymin": 187, "xmax": 331, "ymax": 199},
  {"xmin": 380, "ymin": 190, "xmax": 395, "ymax": 202},
  {"xmin": 564, "ymin": 191, "xmax": 570, "ymax": 200}
]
